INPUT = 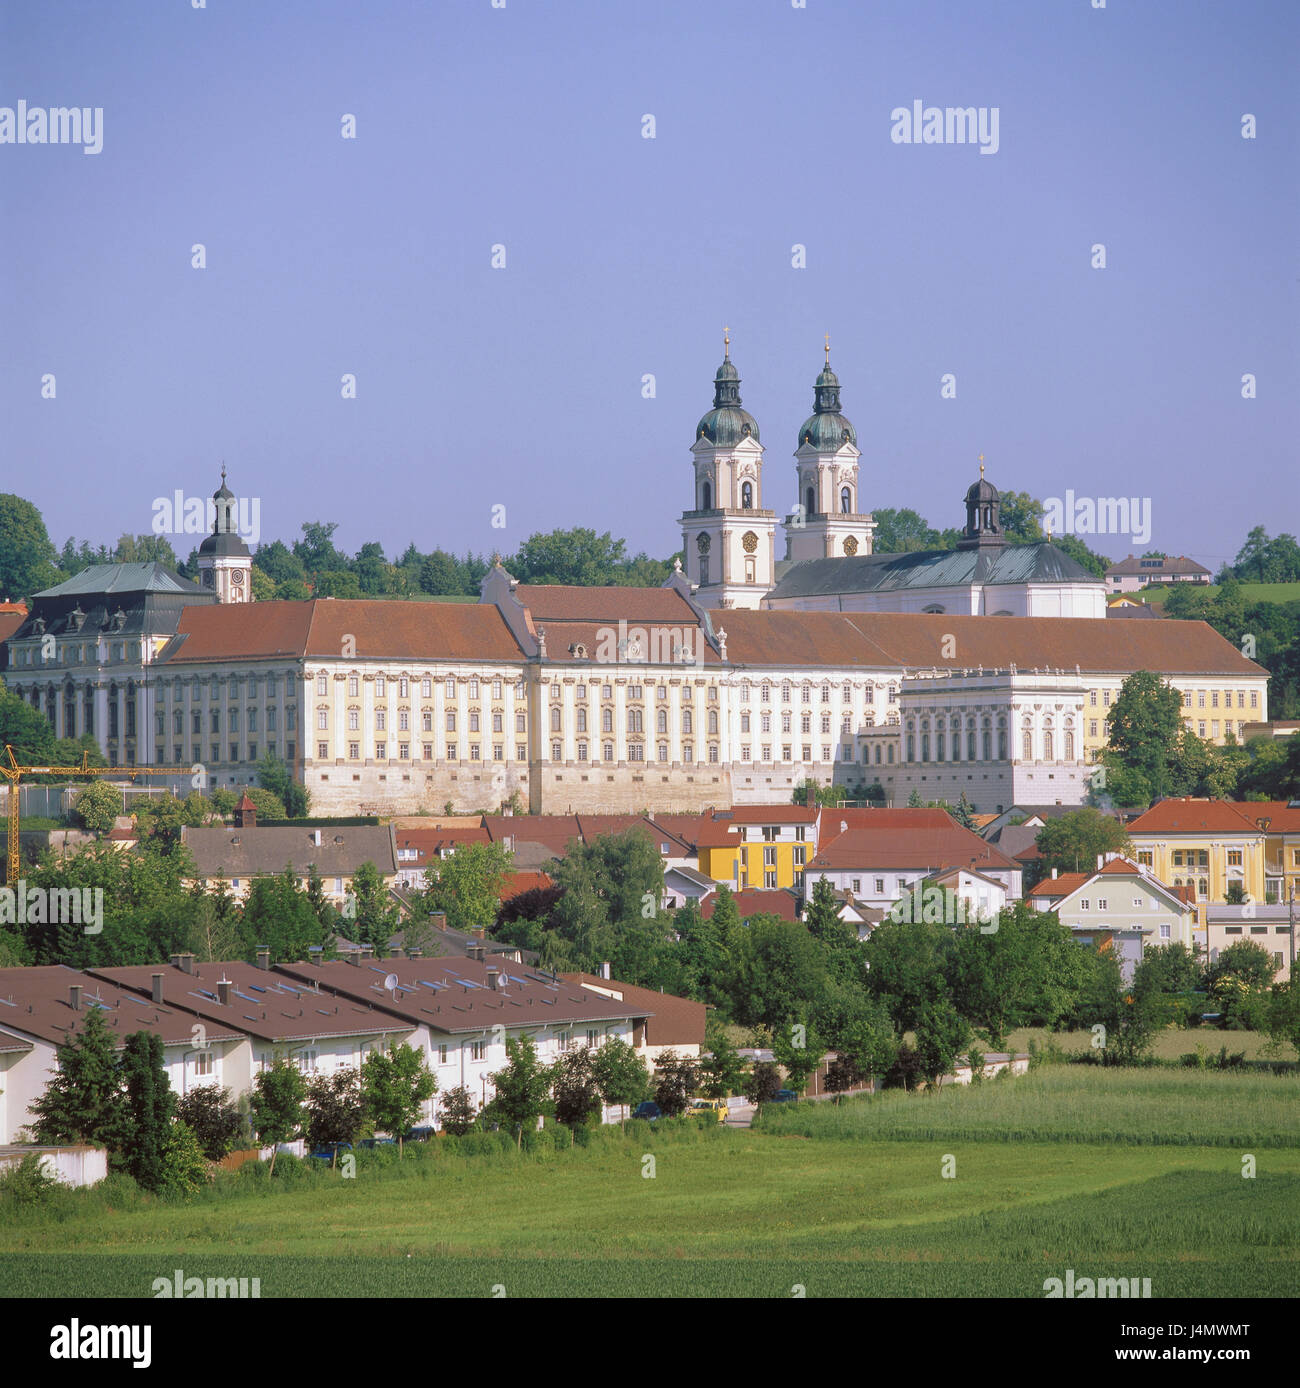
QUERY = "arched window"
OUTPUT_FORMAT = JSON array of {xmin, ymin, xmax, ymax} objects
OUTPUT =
[
  {"xmin": 887, "ymin": 745, "xmax": 895, "ymax": 764},
  {"xmin": 576, "ymin": 707, "xmax": 587, "ymax": 733},
  {"xmin": 701, "ymin": 481, "xmax": 712, "ymax": 510},
  {"xmin": 920, "ymin": 734, "xmax": 930, "ymax": 762},
  {"xmin": 906, "ymin": 734, "xmax": 915, "ymax": 762},
  {"xmin": 1043, "ymin": 730, "xmax": 1054, "ymax": 760},
  {"xmin": 682, "ymin": 709, "xmax": 693, "ymax": 735},
  {"xmin": 805, "ymin": 486, "xmax": 816, "ymax": 517},
  {"xmin": 627, "ymin": 708, "xmax": 642, "ymax": 733},
  {"xmin": 550, "ymin": 707, "xmax": 561, "ymax": 732},
  {"xmin": 708, "ymin": 710, "xmax": 718, "ymax": 734},
  {"xmin": 1064, "ymin": 731, "xmax": 1074, "ymax": 760},
  {"xmin": 967, "ymin": 724, "xmax": 977, "ymax": 761},
  {"xmin": 602, "ymin": 707, "xmax": 613, "ymax": 733},
  {"xmin": 741, "ymin": 481, "xmax": 753, "ymax": 509},
  {"xmin": 998, "ymin": 728, "xmax": 1008, "ymax": 759},
  {"xmin": 840, "ymin": 486, "xmax": 851, "ymax": 514},
  {"xmin": 874, "ymin": 744, "xmax": 882, "ymax": 764},
  {"xmin": 983, "ymin": 729, "xmax": 992, "ymax": 761},
  {"xmin": 1023, "ymin": 730, "xmax": 1033, "ymax": 761},
  {"xmin": 656, "ymin": 708, "xmax": 667, "ymax": 734}
]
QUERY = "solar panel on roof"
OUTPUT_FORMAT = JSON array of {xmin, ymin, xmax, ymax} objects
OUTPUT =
[
  {"xmin": 247, "ymin": 983, "xmax": 267, "ymax": 993},
  {"xmin": 418, "ymin": 980, "xmax": 446, "ymax": 991}
]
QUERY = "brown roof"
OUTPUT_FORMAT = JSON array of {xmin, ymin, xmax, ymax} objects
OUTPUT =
[
  {"xmin": 817, "ymin": 806, "xmax": 956, "ymax": 848},
  {"xmin": 565, "ymin": 972, "xmax": 705, "ymax": 1047},
  {"xmin": 161, "ymin": 599, "xmax": 523, "ymax": 665},
  {"xmin": 1029, "ymin": 873, "xmax": 1091, "ymax": 899},
  {"xmin": 810, "ymin": 826, "xmax": 1019, "ymax": 873},
  {"xmin": 1127, "ymin": 799, "xmax": 1261, "ymax": 835},
  {"xmin": 181, "ymin": 823, "xmax": 397, "ymax": 878},
  {"xmin": 483, "ymin": 815, "xmax": 582, "ymax": 856},
  {"xmin": 1106, "ymin": 555, "xmax": 1211, "ymax": 577},
  {"xmin": 498, "ymin": 870, "xmax": 554, "ymax": 902},
  {"xmin": 714, "ymin": 610, "xmax": 1266, "ymax": 677},
  {"xmin": 514, "ymin": 585, "xmax": 701, "ymax": 623},
  {"xmin": 0, "ymin": 965, "xmax": 244, "ymax": 1050},
  {"xmin": 531, "ymin": 619, "xmax": 720, "ymax": 666},
  {"xmin": 396, "ymin": 827, "xmax": 491, "ymax": 863},
  {"xmin": 275, "ymin": 957, "xmax": 650, "ymax": 1035},
  {"xmin": 90, "ymin": 960, "xmax": 413, "ymax": 1045},
  {"xmin": 700, "ymin": 888, "xmax": 801, "ymax": 922}
]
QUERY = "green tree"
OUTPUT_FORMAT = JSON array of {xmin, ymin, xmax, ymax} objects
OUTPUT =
[
  {"xmin": 361, "ymin": 1042, "xmax": 437, "ymax": 1155},
  {"xmin": 487, "ymin": 1036, "xmax": 550, "ymax": 1147},
  {"xmin": 74, "ymin": 781, "xmax": 121, "ymax": 835},
  {"xmin": 119, "ymin": 1031, "xmax": 176, "ymax": 1192},
  {"xmin": 248, "ymin": 1059, "xmax": 308, "ymax": 1177},
  {"xmin": 772, "ymin": 1021, "xmax": 826, "ymax": 1095},
  {"xmin": 591, "ymin": 1037, "xmax": 651, "ymax": 1129},
  {"xmin": 0, "ymin": 494, "xmax": 62, "ymax": 599},
  {"xmin": 159, "ymin": 1119, "xmax": 211, "ymax": 1197},
  {"xmin": 175, "ymin": 1085, "xmax": 245, "ymax": 1161},
  {"xmin": 305, "ymin": 1068, "xmax": 367, "ymax": 1157},
  {"xmin": 744, "ymin": 1060, "xmax": 783, "ymax": 1116},
  {"xmin": 508, "ymin": 528, "xmax": 628, "ymax": 586},
  {"xmin": 1033, "ymin": 808, "xmax": 1133, "ymax": 880},
  {"xmin": 243, "ymin": 786, "xmax": 287, "ymax": 821},
  {"xmin": 722, "ymin": 916, "xmax": 831, "ymax": 1031},
  {"xmin": 698, "ymin": 1026, "xmax": 747, "ymax": 1102},
  {"xmin": 438, "ymin": 1085, "xmax": 478, "ymax": 1136},
  {"xmin": 952, "ymin": 791, "xmax": 978, "ymax": 831},
  {"xmin": 1266, "ymin": 981, "xmax": 1300, "ymax": 1058},
  {"xmin": 863, "ymin": 917, "xmax": 952, "ymax": 1034},
  {"xmin": 28, "ymin": 1006, "xmax": 124, "ymax": 1147},
  {"xmin": 549, "ymin": 1048, "xmax": 603, "ymax": 1128},
  {"xmin": 240, "ymin": 868, "xmax": 326, "ymax": 964},
  {"xmin": 912, "ymin": 1000, "xmax": 970, "ymax": 1092},
  {"xmin": 347, "ymin": 861, "xmax": 402, "ymax": 950},
  {"xmin": 422, "ymin": 840, "xmax": 513, "ymax": 933},
  {"xmin": 1105, "ymin": 671, "xmax": 1186, "ymax": 802},
  {"xmin": 653, "ymin": 1050, "xmax": 698, "ymax": 1118},
  {"xmin": 804, "ymin": 876, "xmax": 866, "ymax": 987}
]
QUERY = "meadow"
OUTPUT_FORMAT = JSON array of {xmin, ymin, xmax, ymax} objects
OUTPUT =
[{"xmin": 1, "ymin": 1067, "xmax": 1296, "ymax": 1298}]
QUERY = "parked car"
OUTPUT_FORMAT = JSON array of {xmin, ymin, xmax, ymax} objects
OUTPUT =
[
  {"xmin": 632, "ymin": 1101, "xmax": 663, "ymax": 1121},
  {"xmin": 308, "ymin": 1142, "xmax": 352, "ymax": 1163},
  {"xmin": 691, "ymin": 1098, "xmax": 728, "ymax": 1123},
  {"xmin": 360, "ymin": 1137, "xmax": 397, "ymax": 1149},
  {"xmin": 403, "ymin": 1126, "xmax": 434, "ymax": 1143},
  {"xmin": 771, "ymin": 1090, "xmax": 799, "ymax": 1104}
]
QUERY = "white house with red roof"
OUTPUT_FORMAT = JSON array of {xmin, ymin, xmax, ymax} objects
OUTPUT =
[{"xmin": 1027, "ymin": 854, "xmax": 1196, "ymax": 980}]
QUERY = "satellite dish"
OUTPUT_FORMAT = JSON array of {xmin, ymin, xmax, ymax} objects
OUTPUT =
[{"xmin": 383, "ymin": 973, "xmax": 399, "ymax": 992}]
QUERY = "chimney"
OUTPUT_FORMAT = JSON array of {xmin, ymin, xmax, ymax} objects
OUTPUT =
[
  {"xmin": 1096, "ymin": 854, "xmax": 1104, "ymax": 871},
  {"xmin": 347, "ymin": 950, "xmax": 361, "ymax": 966},
  {"xmin": 256, "ymin": 948, "xmax": 270, "ymax": 971},
  {"xmin": 69, "ymin": 983, "xmax": 82, "ymax": 1011},
  {"xmin": 217, "ymin": 978, "xmax": 232, "ymax": 1006},
  {"xmin": 360, "ymin": 945, "xmax": 374, "ymax": 961},
  {"xmin": 600, "ymin": 961, "xmax": 612, "ymax": 981},
  {"xmin": 177, "ymin": 952, "xmax": 194, "ymax": 975},
  {"xmin": 487, "ymin": 968, "xmax": 499, "ymax": 991},
  {"xmin": 169, "ymin": 953, "xmax": 182, "ymax": 970},
  {"xmin": 151, "ymin": 972, "xmax": 164, "ymax": 1004},
  {"xmin": 468, "ymin": 944, "xmax": 485, "ymax": 963},
  {"xmin": 1051, "ymin": 867, "xmax": 1058, "ymax": 880}
]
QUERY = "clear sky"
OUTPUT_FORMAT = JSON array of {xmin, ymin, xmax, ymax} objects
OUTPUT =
[{"xmin": 2, "ymin": 0, "xmax": 1296, "ymax": 571}]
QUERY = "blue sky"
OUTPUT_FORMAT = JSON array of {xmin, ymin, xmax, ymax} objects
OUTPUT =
[{"xmin": 2, "ymin": 0, "xmax": 1296, "ymax": 571}]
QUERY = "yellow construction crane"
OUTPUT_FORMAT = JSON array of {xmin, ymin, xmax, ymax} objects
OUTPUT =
[{"xmin": 1, "ymin": 746, "xmax": 193, "ymax": 883}]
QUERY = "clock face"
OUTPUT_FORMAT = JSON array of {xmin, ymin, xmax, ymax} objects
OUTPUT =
[{"xmin": 232, "ymin": 569, "xmax": 245, "ymax": 586}]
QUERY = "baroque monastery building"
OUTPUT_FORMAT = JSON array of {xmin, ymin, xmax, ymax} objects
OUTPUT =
[{"xmin": 1, "ymin": 351, "xmax": 1271, "ymax": 816}]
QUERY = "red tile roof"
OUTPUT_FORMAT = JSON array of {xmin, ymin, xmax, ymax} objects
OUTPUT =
[
  {"xmin": 1127, "ymin": 800, "xmax": 1261, "ymax": 835},
  {"xmin": 700, "ymin": 888, "xmax": 801, "ymax": 922},
  {"xmin": 498, "ymin": 870, "xmax": 554, "ymax": 902},
  {"xmin": 162, "ymin": 599, "xmax": 523, "ymax": 665},
  {"xmin": 817, "ymin": 806, "xmax": 956, "ymax": 848},
  {"xmin": 1029, "ymin": 873, "xmax": 1091, "ymax": 899},
  {"xmin": 810, "ymin": 826, "xmax": 1019, "ymax": 873},
  {"xmin": 514, "ymin": 585, "xmax": 701, "ymax": 623},
  {"xmin": 714, "ymin": 610, "xmax": 1266, "ymax": 676},
  {"xmin": 483, "ymin": 815, "xmax": 582, "ymax": 856}
]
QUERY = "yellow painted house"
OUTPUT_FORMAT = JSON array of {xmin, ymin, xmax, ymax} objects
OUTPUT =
[
  {"xmin": 1125, "ymin": 799, "xmax": 1291, "ymax": 905},
  {"xmin": 696, "ymin": 807, "xmax": 818, "ymax": 891}
]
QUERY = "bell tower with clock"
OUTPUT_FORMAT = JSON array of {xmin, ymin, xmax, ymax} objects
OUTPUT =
[{"xmin": 196, "ymin": 467, "xmax": 253, "ymax": 603}]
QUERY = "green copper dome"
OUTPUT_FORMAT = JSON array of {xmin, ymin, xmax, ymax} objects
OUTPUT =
[
  {"xmin": 797, "ymin": 357, "xmax": 856, "ymax": 450},
  {"xmin": 696, "ymin": 356, "xmax": 760, "ymax": 446}
]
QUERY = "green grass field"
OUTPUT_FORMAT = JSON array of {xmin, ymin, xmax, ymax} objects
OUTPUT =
[
  {"xmin": 1006, "ymin": 1026, "xmax": 1295, "ymax": 1063},
  {"xmin": 1138, "ymin": 582, "xmax": 1300, "ymax": 608},
  {"xmin": 2, "ymin": 1068, "xmax": 1296, "ymax": 1298}
]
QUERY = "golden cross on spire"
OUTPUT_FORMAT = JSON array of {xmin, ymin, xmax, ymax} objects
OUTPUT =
[
  {"xmin": 824, "ymin": 333, "xmax": 830, "ymax": 365},
  {"xmin": 723, "ymin": 325, "xmax": 730, "ymax": 359},
  {"xmin": 978, "ymin": 453, "xmax": 984, "ymax": 478}
]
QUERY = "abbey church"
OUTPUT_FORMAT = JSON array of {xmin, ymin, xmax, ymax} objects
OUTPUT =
[{"xmin": 681, "ymin": 336, "xmax": 1107, "ymax": 619}]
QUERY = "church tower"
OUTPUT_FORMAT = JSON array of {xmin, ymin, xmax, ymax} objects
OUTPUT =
[
  {"xmin": 784, "ymin": 339, "xmax": 875, "ymax": 561},
  {"xmin": 679, "ymin": 333, "xmax": 777, "ymax": 609},
  {"xmin": 196, "ymin": 467, "xmax": 253, "ymax": 602}
]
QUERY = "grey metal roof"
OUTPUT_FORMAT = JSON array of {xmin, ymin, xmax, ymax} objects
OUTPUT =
[
  {"xmin": 35, "ymin": 564, "xmax": 205, "ymax": 598},
  {"xmin": 767, "ymin": 542, "xmax": 1098, "ymax": 600}
]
